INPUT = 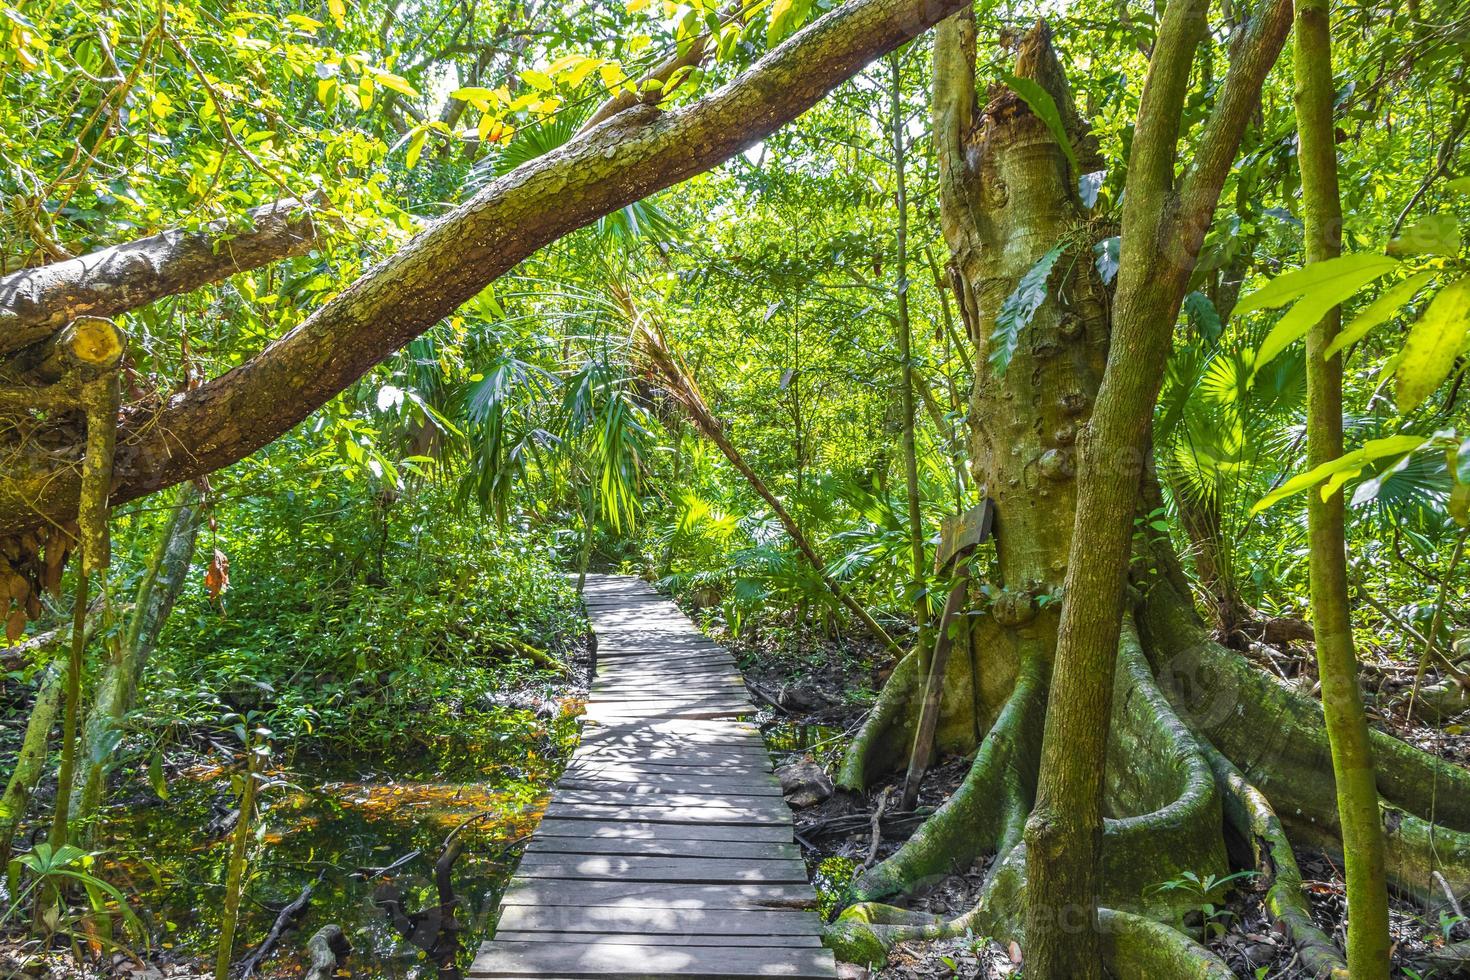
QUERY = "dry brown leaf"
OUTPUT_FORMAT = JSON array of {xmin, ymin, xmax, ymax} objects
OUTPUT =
[
  {"xmin": 6, "ymin": 606, "xmax": 26, "ymax": 642},
  {"xmin": 205, "ymin": 548, "xmax": 231, "ymax": 601}
]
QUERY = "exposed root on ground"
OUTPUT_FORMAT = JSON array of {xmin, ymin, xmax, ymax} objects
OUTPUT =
[{"xmin": 823, "ymin": 581, "xmax": 1470, "ymax": 973}]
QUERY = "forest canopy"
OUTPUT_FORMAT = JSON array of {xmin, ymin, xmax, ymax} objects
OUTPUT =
[{"xmin": 1, "ymin": 0, "xmax": 1469, "ymax": 977}]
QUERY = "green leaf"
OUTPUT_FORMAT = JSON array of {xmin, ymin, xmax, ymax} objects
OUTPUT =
[
  {"xmin": 1396, "ymin": 277, "xmax": 1470, "ymax": 412},
  {"xmin": 327, "ymin": 0, "xmax": 346, "ymax": 28},
  {"xmin": 404, "ymin": 127, "xmax": 428, "ymax": 169},
  {"xmin": 1252, "ymin": 435, "xmax": 1429, "ymax": 513},
  {"xmin": 1447, "ymin": 176, "xmax": 1470, "ymax": 196},
  {"xmin": 1245, "ymin": 255, "xmax": 1401, "ymax": 368},
  {"xmin": 1001, "ymin": 72, "xmax": 1080, "ymax": 178},
  {"xmin": 1235, "ymin": 253, "xmax": 1399, "ymax": 316},
  {"xmin": 147, "ymin": 752, "xmax": 169, "ymax": 800},
  {"xmin": 990, "ymin": 245, "xmax": 1065, "ymax": 377},
  {"xmin": 373, "ymin": 71, "xmax": 418, "ymax": 98},
  {"xmin": 1388, "ymin": 214, "xmax": 1461, "ymax": 257},
  {"xmin": 1325, "ymin": 270, "xmax": 1436, "ymax": 357},
  {"xmin": 451, "ymin": 86, "xmax": 497, "ymax": 107},
  {"xmin": 520, "ymin": 68, "xmax": 554, "ymax": 91},
  {"xmin": 1183, "ymin": 291, "xmax": 1222, "ymax": 344}
]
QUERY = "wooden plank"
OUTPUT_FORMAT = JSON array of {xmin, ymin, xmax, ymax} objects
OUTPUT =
[
  {"xmin": 523, "ymin": 836, "xmax": 799, "ymax": 860},
  {"xmin": 563, "ymin": 760, "xmax": 774, "ymax": 776},
  {"xmin": 494, "ymin": 905, "xmax": 824, "ymax": 936},
  {"xmin": 514, "ymin": 854, "xmax": 810, "ymax": 883},
  {"xmin": 467, "ymin": 941, "xmax": 837, "ymax": 978},
  {"xmin": 542, "ymin": 801, "xmax": 785, "ymax": 825},
  {"xmin": 558, "ymin": 773, "xmax": 783, "ymax": 796},
  {"xmin": 531, "ymin": 819, "xmax": 793, "ymax": 844},
  {"xmin": 498, "ymin": 879, "xmax": 816, "ymax": 909},
  {"xmin": 552, "ymin": 789, "xmax": 787, "ymax": 811},
  {"xmin": 493, "ymin": 931, "xmax": 823, "ymax": 948}
]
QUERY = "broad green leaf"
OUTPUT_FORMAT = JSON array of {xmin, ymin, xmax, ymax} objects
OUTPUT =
[
  {"xmin": 404, "ymin": 129, "xmax": 427, "ymax": 168},
  {"xmin": 374, "ymin": 71, "xmax": 417, "ymax": 97},
  {"xmin": 1396, "ymin": 276, "xmax": 1470, "ymax": 412},
  {"xmin": 451, "ymin": 86, "xmax": 497, "ymax": 108},
  {"xmin": 1235, "ymin": 253, "xmax": 1399, "ymax": 317},
  {"xmin": 564, "ymin": 56, "xmax": 603, "ymax": 88},
  {"xmin": 766, "ymin": 0, "xmax": 794, "ymax": 45},
  {"xmin": 990, "ymin": 244, "xmax": 1065, "ymax": 377},
  {"xmin": 1447, "ymin": 176, "xmax": 1470, "ymax": 196},
  {"xmin": 1001, "ymin": 73, "xmax": 1080, "ymax": 178},
  {"xmin": 521, "ymin": 68, "xmax": 554, "ymax": 91},
  {"xmin": 315, "ymin": 77, "xmax": 337, "ymax": 110},
  {"xmin": 1449, "ymin": 441, "xmax": 1470, "ymax": 528},
  {"xmin": 1325, "ymin": 270, "xmax": 1436, "ymax": 357},
  {"xmin": 1094, "ymin": 236, "xmax": 1119, "ymax": 285},
  {"xmin": 147, "ymin": 752, "xmax": 169, "ymax": 800},
  {"xmin": 1251, "ymin": 434, "xmax": 1428, "ymax": 513},
  {"xmin": 1388, "ymin": 214, "xmax": 1461, "ymax": 257},
  {"xmin": 1183, "ymin": 291, "xmax": 1222, "ymax": 344}
]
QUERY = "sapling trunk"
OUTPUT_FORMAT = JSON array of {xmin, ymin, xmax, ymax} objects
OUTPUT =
[
  {"xmin": 47, "ymin": 370, "xmax": 120, "ymax": 849},
  {"xmin": 0, "ymin": 662, "xmax": 63, "ymax": 867},
  {"xmin": 74, "ymin": 484, "xmax": 203, "ymax": 829},
  {"xmin": 637, "ymin": 322, "xmax": 902, "ymax": 656},
  {"xmin": 1294, "ymin": 0, "xmax": 1392, "ymax": 971},
  {"xmin": 889, "ymin": 52, "xmax": 929, "ymax": 656},
  {"xmin": 216, "ymin": 745, "xmax": 261, "ymax": 980},
  {"xmin": 47, "ymin": 570, "xmax": 90, "ymax": 851}
]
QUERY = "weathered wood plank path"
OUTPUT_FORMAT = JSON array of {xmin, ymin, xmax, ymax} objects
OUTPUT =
[{"xmin": 469, "ymin": 574, "xmax": 838, "ymax": 979}]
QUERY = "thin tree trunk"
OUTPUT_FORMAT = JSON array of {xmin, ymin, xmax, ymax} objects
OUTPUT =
[
  {"xmin": 889, "ymin": 53, "xmax": 929, "ymax": 656},
  {"xmin": 217, "ymin": 746, "xmax": 261, "ymax": 980},
  {"xmin": 0, "ymin": 662, "xmax": 63, "ymax": 867},
  {"xmin": 74, "ymin": 484, "xmax": 203, "ymax": 829},
  {"xmin": 637, "ymin": 323, "xmax": 903, "ymax": 656},
  {"xmin": 1023, "ymin": 0, "xmax": 1292, "ymax": 972},
  {"xmin": 901, "ymin": 572, "xmax": 967, "ymax": 809},
  {"xmin": 48, "ymin": 372, "xmax": 119, "ymax": 849},
  {"xmin": 1294, "ymin": 0, "xmax": 1391, "ymax": 971}
]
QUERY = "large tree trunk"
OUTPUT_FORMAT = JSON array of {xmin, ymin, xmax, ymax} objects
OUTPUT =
[
  {"xmin": 825, "ymin": 10, "xmax": 1470, "ymax": 976},
  {"xmin": 0, "ymin": 0, "xmax": 975, "ymax": 545}
]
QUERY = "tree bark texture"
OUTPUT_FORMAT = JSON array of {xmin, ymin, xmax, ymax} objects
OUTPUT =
[
  {"xmin": 74, "ymin": 483, "xmax": 204, "ymax": 828},
  {"xmin": 1293, "ymin": 0, "xmax": 1393, "ymax": 972},
  {"xmin": 0, "ymin": 200, "xmax": 318, "ymax": 356}
]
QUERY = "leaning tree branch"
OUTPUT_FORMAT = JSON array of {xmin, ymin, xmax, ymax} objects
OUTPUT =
[
  {"xmin": 0, "ymin": 0, "xmax": 971, "ymax": 538},
  {"xmin": 1171, "ymin": 0, "xmax": 1294, "ymax": 254},
  {"xmin": 0, "ymin": 199, "xmax": 319, "ymax": 357}
]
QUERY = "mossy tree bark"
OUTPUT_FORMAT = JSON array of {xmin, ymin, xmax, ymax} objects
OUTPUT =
[
  {"xmin": 1293, "ymin": 0, "xmax": 1393, "ymax": 972},
  {"xmin": 824, "ymin": 6, "xmax": 1468, "ymax": 975},
  {"xmin": 73, "ymin": 483, "xmax": 204, "ymax": 832}
]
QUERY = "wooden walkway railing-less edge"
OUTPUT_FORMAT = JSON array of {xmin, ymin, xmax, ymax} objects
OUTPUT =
[{"xmin": 469, "ymin": 574, "xmax": 838, "ymax": 979}]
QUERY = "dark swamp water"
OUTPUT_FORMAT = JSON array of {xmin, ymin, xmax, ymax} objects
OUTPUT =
[{"xmin": 76, "ymin": 713, "xmax": 581, "ymax": 978}]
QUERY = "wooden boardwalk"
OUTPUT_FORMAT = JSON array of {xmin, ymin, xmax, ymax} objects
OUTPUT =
[{"xmin": 470, "ymin": 574, "xmax": 838, "ymax": 979}]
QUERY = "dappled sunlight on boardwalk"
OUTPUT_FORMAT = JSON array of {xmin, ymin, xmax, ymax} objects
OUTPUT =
[{"xmin": 470, "ymin": 574, "xmax": 837, "ymax": 979}]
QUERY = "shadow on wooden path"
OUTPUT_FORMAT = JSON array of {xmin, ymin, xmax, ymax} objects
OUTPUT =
[{"xmin": 469, "ymin": 574, "xmax": 839, "ymax": 979}]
